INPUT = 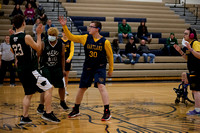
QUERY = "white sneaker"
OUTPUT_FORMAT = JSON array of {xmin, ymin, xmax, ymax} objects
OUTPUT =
[{"xmin": 65, "ymin": 87, "xmax": 69, "ymax": 95}]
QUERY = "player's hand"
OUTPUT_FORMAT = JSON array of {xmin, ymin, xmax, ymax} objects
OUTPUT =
[
  {"xmin": 63, "ymin": 70, "xmax": 66, "ymax": 77},
  {"xmin": 66, "ymin": 59, "xmax": 71, "ymax": 63},
  {"xmin": 9, "ymin": 29, "xmax": 15, "ymax": 35},
  {"xmin": 58, "ymin": 16, "xmax": 67, "ymax": 26},
  {"xmin": 36, "ymin": 24, "xmax": 44, "ymax": 35},
  {"xmin": 185, "ymin": 42, "xmax": 192, "ymax": 51},
  {"xmin": 107, "ymin": 71, "xmax": 112, "ymax": 77},
  {"xmin": 173, "ymin": 44, "xmax": 181, "ymax": 52}
]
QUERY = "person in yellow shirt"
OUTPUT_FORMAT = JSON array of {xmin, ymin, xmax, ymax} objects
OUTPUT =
[
  {"xmin": 61, "ymin": 29, "xmax": 74, "ymax": 95},
  {"xmin": 174, "ymin": 27, "xmax": 200, "ymax": 115},
  {"xmin": 59, "ymin": 16, "xmax": 113, "ymax": 121}
]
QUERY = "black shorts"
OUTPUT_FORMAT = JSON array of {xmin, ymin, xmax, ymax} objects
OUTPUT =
[
  {"xmin": 18, "ymin": 70, "xmax": 53, "ymax": 95},
  {"xmin": 79, "ymin": 65, "xmax": 106, "ymax": 88},
  {"xmin": 41, "ymin": 67, "xmax": 65, "ymax": 88},
  {"xmin": 187, "ymin": 73, "xmax": 200, "ymax": 91},
  {"xmin": 65, "ymin": 62, "xmax": 71, "ymax": 71}
]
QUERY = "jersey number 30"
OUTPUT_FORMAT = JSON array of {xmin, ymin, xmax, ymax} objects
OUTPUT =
[
  {"xmin": 12, "ymin": 44, "xmax": 24, "ymax": 56},
  {"xmin": 89, "ymin": 51, "xmax": 97, "ymax": 58}
]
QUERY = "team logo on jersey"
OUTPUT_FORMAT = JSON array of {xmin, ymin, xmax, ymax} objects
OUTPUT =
[{"xmin": 14, "ymin": 37, "xmax": 18, "ymax": 42}]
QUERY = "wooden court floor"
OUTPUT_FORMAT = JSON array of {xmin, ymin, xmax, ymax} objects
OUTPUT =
[{"xmin": 0, "ymin": 82, "xmax": 200, "ymax": 133}]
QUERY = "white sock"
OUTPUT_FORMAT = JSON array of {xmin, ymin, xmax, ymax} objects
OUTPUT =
[{"xmin": 195, "ymin": 108, "xmax": 200, "ymax": 112}]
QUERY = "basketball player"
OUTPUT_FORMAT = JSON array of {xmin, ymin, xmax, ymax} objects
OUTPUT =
[
  {"xmin": 37, "ymin": 27, "xmax": 69, "ymax": 112},
  {"xmin": 61, "ymin": 29, "xmax": 74, "ymax": 95},
  {"xmin": 174, "ymin": 27, "xmax": 200, "ymax": 115},
  {"xmin": 10, "ymin": 14, "xmax": 60, "ymax": 123},
  {"xmin": 59, "ymin": 16, "xmax": 113, "ymax": 121}
]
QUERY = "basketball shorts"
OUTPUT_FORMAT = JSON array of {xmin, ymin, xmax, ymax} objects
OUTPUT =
[
  {"xmin": 41, "ymin": 67, "xmax": 65, "ymax": 88},
  {"xmin": 18, "ymin": 70, "xmax": 53, "ymax": 95},
  {"xmin": 65, "ymin": 62, "xmax": 72, "ymax": 71},
  {"xmin": 187, "ymin": 73, "xmax": 200, "ymax": 91},
  {"xmin": 79, "ymin": 65, "xmax": 106, "ymax": 88}
]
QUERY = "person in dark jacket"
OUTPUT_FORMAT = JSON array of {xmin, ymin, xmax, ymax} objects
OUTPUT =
[
  {"xmin": 137, "ymin": 39, "xmax": 155, "ymax": 63},
  {"xmin": 137, "ymin": 20, "xmax": 152, "ymax": 44},
  {"xmin": 35, "ymin": 4, "xmax": 47, "ymax": 25},
  {"xmin": 125, "ymin": 36, "xmax": 140, "ymax": 64},
  {"xmin": 9, "ymin": 4, "xmax": 23, "ymax": 24},
  {"xmin": 112, "ymin": 39, "xmax": 122, "ymax": 63}
]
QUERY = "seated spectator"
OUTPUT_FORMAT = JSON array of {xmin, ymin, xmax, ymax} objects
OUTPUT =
[
  {"xmin": 26, "ymin": 0, "xmax": 37, "ymax": 9},
  {"xmin": 0, "ymin": 36, "xmax": 16, "ymax": 86},
  {"xmin": 137, "ymin": 20, "xmax": 152, "ymax": 44},
  {"xmin": 45, "ymin": 19, "xmax": 55, "ymax": 37},
  {"xmin": 13, "ymin": 0, "xmax": 24, "ymax": 5},
  {"xmin": 24, "ymin": 3, "xmax": 35, "ymax": 25},
  {"xmin": 137, "ymin": 39, "xmax": 155, "ymax": 63},
  {"xmin": 112, "ymin": 39, "xmax": 122, "ymax": 63},
  {"xmin": 35, "ymin": 4, "xmax": 47, "ymax": 25},
  {"xmin": 9, "ymin": 4, "xmax": 23, "ymax": 24},
  {"xmin": 125, "ymin": 36, "xmax": 140, "ymax": 64},
  {"xmin": 118, "ymin": 19, "xmax": 133, "ymax": 43},
  {"xmin": 166, "ymin": 32, "xmax": 178, "ymax": 55},
  {"xmin": 33, "ymin": 18, "xmax": 44, "ymax": 41}
]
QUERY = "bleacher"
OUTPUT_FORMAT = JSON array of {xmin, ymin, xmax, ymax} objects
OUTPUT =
[{"xmin": 58, "ymin": 0, "xmax": 191, "ymax": 80}]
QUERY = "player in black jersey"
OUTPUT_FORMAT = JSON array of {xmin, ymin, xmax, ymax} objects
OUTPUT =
[
  {"xmin": 37, "ymin": 27, "xmax": 69, "ymax": 112},
  {"xmin": 10, "ymin": 14, "xmax": 60, "ymax": 123}
]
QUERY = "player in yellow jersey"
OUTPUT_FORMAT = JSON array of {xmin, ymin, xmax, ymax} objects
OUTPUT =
[
  {"xmin": 59, "ymin": 16, "xmax": 113, "ymax": 121},
  {"xmin": 61, "ymin": 29, "xmax": 74, "ymax": 95}
]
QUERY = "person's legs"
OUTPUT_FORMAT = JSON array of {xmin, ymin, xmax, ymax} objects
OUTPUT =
[
  {"xmin": 64, "ymin": 71, "xmax": 70, "ymax": 95},
  {"xmin": 148, "ymin": 53, "xmax": 155, "ymax": 63},
  {"xmin": 126, "ymin": 53, "xmax": 133, "ymax": 62},
  {"xmin": 113, "ymin": 54, "xmax": 118, "ymax": 63},
  {"xmin": 128, "ymin": 33, "xmax": 133, "ymax": 39},
  {"xmin": 7, "ymin": 60, "xmax": 15, "ymax": 85},
  {"xmin": 142, "ymin": 53, "xmax": 148, "ymax": 63},
  {"xmin": 23, "ymin": 95, "xmax": 33, "ymax": 117},
  {"xmin": 118, "ymin": 33, "xmax": 123, "ymax": 43},
  {"xmin": 117, "ymin": 54, "xmax": 123, "ymax": 63},
  {"xmin": 134, "ymin": 54, "xmax": 140, "ymax": 63},
  {"xmin": 0, "ymin": 60, "xmax": 7, "ymax": 84}
]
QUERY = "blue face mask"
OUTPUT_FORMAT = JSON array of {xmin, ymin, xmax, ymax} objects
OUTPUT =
[{"xmin": 48, "ymin": 35, "xmax": 56, "ymax": 42}]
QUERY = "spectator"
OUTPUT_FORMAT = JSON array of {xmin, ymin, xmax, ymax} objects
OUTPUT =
[
  {"xmin": 35, "ymin": 4, "xmax": 47, "ymax": 25},
  {"xmin": 26, "ymin": 0, "xmax": 37, "ymax": 9},
  {"xmin": 112, "ymin": 39, "xmax": 122, "ymax": 63},
  {"xmin": 137, "ymin": 39, "xmax": 155, "ymax": 63},
  {"xmin": 13, "ymin": 0, "xmax": 24, "ymax": 5},
  {"xmin": 9, "ymin": 4, "xmax": 23, "ymax": 24},
  {"xmin": 0, "ymin": 36, "xmax": 16, "ymax": 86},
  {"xmin": 125, "ymin": 36, "xmax": 140, "ymax": 64},
  {"xmin": 166, "ymin": 32, "xmax": 178, "ymax": 55},
  {"xmin": 137, "ymin": 20, "xmax": 152, "ymax": 44},
  {"xmin": 118, "ymin": 19, "xmax": 133, "ymax": 43},
  {"xmin": 24, "ymin": 3, "xmax": 35, "ymax": 25},
  {"xmin": 45, "ymin": 19, "xmax": 55, "ymax": 37},
  {"xmin": 33, "ymin": 18, "xmax": 44, "ymax": 41}
]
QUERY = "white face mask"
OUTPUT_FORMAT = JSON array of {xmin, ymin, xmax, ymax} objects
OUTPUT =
[{"xmin": 48, "ymin": 35, "xmax": 56, "ymax": 42}]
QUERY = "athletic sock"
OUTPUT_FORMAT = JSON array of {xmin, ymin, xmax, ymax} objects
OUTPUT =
[{"xmin": 104, "ymin": 105, "xmax": 109, "ymax": 111}]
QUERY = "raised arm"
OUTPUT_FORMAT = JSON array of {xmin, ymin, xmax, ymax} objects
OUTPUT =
[
  {"xmin": 25, "ymin": 24, "xmax": 44, "ymax": 52},
  {"xmin": 58, "ymin": 16, "xmax": 87, "ymax": 45}
]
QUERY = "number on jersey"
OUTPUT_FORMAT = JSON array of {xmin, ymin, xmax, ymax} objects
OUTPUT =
[{"xmin": 12, "ymin": 44, "xmax": 24, "ymax": 56}]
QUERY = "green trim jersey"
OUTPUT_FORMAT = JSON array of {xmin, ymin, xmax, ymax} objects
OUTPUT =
[
  {"xmin": 40, "ymin": 39, "xmax": 63, "ymax": 68},
  {"xmin": 10, "ymin": 32, "xmax": 38, "ymax": 71}
]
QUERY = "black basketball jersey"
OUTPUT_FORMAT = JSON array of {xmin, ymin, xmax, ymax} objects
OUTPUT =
[
  {"xmin": 10, "ymin": 32, "xmax": 38, "ymax": 71},
  {"xmin": 84, "ymin": 34, "xmax": 107, "ymax": 68},
  {"xmin": 61, "ymin": 38, "xmax": 71, "ymax": 59},
  {"xmin": 40, "ymin": 39, "xmax": 63, "ymax": 67}
]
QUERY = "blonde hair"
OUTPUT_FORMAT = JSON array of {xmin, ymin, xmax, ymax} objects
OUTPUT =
[{"xmin": 47, "ymin": 27, "xmax": 59, "ymax": 36}]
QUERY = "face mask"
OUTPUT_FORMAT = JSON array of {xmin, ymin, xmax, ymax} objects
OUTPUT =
[{"xmin": 48, "ymin": 35, "xmax": 56, "ymax": 42}]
